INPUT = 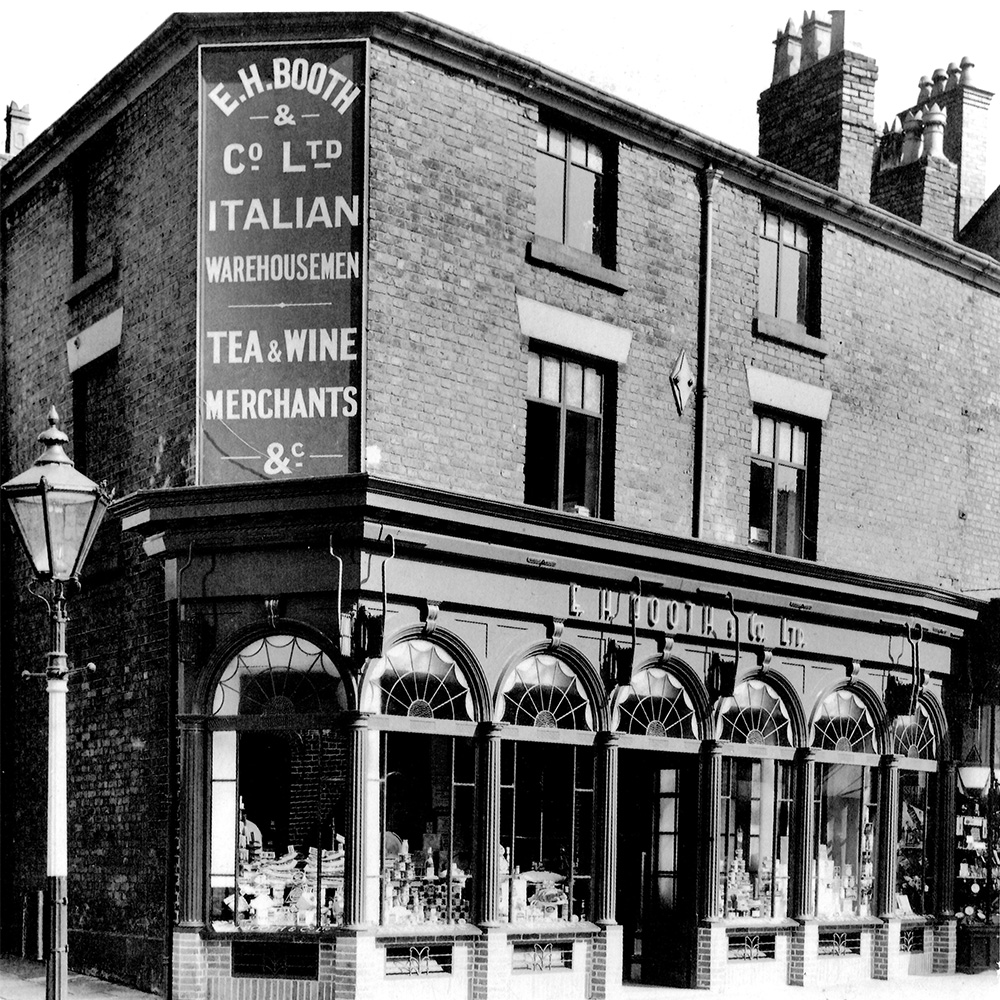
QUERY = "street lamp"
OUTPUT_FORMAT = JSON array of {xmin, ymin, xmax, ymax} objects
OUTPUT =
[{"xmin": 1, "ymin": 407, "xmax": 109, "ymax": 1000}]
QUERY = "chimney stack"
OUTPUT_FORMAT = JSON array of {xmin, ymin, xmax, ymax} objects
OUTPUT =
[
  {"xmin": 873, "ymin": 55, "xmax": 993, "ymax": 239},
  {"xmin": 757, "ymin": 11, "xmax": 878, "ymax": 202}
]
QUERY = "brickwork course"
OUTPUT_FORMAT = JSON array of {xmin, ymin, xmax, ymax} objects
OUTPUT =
[{"xmin": 1, "ymin": 8, "xmax": 999, "ymax": 999}]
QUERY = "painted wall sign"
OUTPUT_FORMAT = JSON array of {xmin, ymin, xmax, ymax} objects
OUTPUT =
[{"xmin": 198, "ymin": 42, "xmax": 367, "ymax": 483}]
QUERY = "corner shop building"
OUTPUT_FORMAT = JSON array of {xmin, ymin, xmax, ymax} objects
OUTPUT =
[{"xmin": 1, "ymin": 10, "xmax": 998, "ymax": 1000}]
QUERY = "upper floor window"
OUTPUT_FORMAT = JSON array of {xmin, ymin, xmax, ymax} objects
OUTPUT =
[
  {"xmin": 758, "ymin": 209, "xmax": 813, "ymax": 329},
  {"xmin": 525, "ymin": 348, "xmax": 612, "ymax": 517},
  {"xmin": 536, "ymin": 123, "xmax": 611, "ymax": 262},
  {"xmin": 749, "ymin": 409, "xmax": 818, "ymax": 559}
]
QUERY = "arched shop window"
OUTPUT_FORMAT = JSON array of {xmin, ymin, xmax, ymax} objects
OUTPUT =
[
  {"xmin": 369, "ymin": 639, "xmax": 479, "ymax": 927},
  {"xmin": 364, "ymin": 639, "xmax": 475, "ymax": 721},
  {"xmin": 717, "ymin": 678, "xmax": 797, "ymax": 919},
  {"xmin": 499, "ymin": 652, "xmax": 597, "ymax": 923},
  {"xmin": 893, "ymin": 702, "xmax": 937, "ymax": 759},
  {"xmin": 809, "ymin": 687, "xmax": 881, "ymax": 918},
  {"xmin": 894, "ymin": 699, "xmax": 941, "ymax": 916},
  {"xmin": 613, "ymin": 664, "xmax": 699, "ymax": 739},
  {"xmin": 209, "ymin": 634, "xmax": 350, "ymax": 931},
  {"xmin": 499, "ymin": 653, "xmax": 594, "ymax": 729}
]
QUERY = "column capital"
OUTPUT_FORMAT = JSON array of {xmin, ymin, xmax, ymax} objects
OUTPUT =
[
  {"xmin": 475, "ymin": 720, "xmax": 505, "ymax": 740},
  {"xmin": 701, "ymin": 739, "xmax": 727, "ymax": 758},
  {"xmin": 596, "ymin": 730, "xmax": 621, "ymax": 749},
  {"xmin": 347, "ymin": 711, "xmax": 374, "ymax": 731},
  {"xmin": 795, "ymin": 746, "xmax": 818, "ymax": 764}
]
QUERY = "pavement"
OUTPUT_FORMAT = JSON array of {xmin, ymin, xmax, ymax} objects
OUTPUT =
[{"xmin": 0, "ymin": 954, "xmax": 996, "ymax": 1000}]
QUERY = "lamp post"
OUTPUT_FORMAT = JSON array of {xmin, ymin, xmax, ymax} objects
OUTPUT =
[{"xmin": 1, "ymin": 407, "xmax": 109, "ymax": 1000}]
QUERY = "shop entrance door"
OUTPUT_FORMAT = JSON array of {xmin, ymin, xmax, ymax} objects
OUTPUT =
[{"xmin": 618, "ymin": 751, "xmax": 697, "ymax": 987}]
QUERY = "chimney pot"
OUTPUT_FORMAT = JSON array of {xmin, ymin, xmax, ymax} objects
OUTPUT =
[
  {"xmin": 901, "ymin": 110, "xmax": 924, "ymax": 164},
  {"xmin": 918, "ymin": 76, "xmax": 933, "ymax": 102},
  {"xmin": 931, "ymin": 68, "xmax": 948, "ymax": 97},
  {"xmin": 800, "ymin": 11, "xmax": 831, "ymax": 70},
  {"xmin": 946, "ymin": 62, "xmax": 961, "ymax": 91},
  {"xmin": 923, "ymin": 104, "xmax": 947, "ymax": 160},
  {"xmin": 960, "ymin": 56, "xmax": 975, "ymax": 87}
]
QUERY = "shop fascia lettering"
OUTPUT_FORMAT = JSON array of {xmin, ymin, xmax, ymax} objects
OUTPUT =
[{"xmin": 567, "ymin": 582, "xmax": 807, "ymax": 649}]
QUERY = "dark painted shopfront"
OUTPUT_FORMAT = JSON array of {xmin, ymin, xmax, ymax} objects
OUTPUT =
[{"xmin": 117, "ymin": 476, "xmax": 979, "ymax": 998}]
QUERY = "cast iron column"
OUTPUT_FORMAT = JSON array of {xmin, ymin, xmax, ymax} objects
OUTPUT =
[
  {"xmin": 700, "ymin": 741, "xmax": 725, "ymax": 917},
  {"xmin": 876, "ymin": 754, "xmax": 901, "ymax": 917},
  {"xmin": 937, "ymin": 760, "xmax": 957, "ymax": 915},
  {"xmin": 594, "ymin": 732, "xmax": 620, "ymax": 924},
  {"xmin": 46, "ymin": 595, "xmax": 69, "ymax": 1000},
  {"xmin": 474, "ymin": 722, "xmax": 503, "ymax": 925},
  {"xmin": 344, "ymin": 713, "xmax": 372, "ymax": 927},
  {"xmin": 790, "ymin": 747, "xmax": 817, "ymax": 918},
  {"xmin": 176, "ymin": 718, "xmax": 207, "ymax": 926}
]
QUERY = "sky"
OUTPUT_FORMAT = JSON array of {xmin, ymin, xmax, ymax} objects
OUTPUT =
[{"xmin": 3, "ymin": 4, "xmax": 1000, "ymax": 192}]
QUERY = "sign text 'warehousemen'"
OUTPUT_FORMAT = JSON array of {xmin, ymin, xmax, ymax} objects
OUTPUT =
[{"xmin": 198, "ymin": 42, "xmax": 367, "ymax": 484}]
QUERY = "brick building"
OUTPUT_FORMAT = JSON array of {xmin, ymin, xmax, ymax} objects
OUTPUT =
[{"xmin": 1, "ymin": 10, "xmax": 999, "ymax": 999}]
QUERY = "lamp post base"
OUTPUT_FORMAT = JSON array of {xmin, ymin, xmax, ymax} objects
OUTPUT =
[{"xmin": 46, "ymin": 875, "xmax": 67, "ymax": 1000}]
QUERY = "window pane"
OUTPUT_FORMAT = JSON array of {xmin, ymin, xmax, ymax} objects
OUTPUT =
[
  {"xmin": 567, "ymin": 164, "xmax": 599, "ymax": 254},
  {"xmin": 536, "ymin": 126, "xmax": 548, "ymax": 151},
  {"xmin": 536, "ymin": 152, "xmax": 566, "ymax": 242},
  {"xmin": 547, "ymin": 126, "xmax": 565, "ymax": 158},
  {"xmin": 776, "ymin": 421, "xmax": 792, "ymax": 462},
  {"xmin": 382, "ymin": 734, "xmax": 475, "ymax": 926},
  {"xmin": 583, "ymin": 368, "xmax": 602, "ymax": 413},
  {"xmin": 759, "ymin": 238, "xmax": 779, "ymax": 317},
  {"xmin": 657, "ymin": 835, "xmax": 676, "ymax": 871},
  {"xmin": 527, "ymin": 351, "xmax": 540, "ymax": 398},
  {"xmin": 792, "ymin": 426, "xmax": 807, "ymax": 465},
  {"xmin": 659, "ymin": 769, "xmax": 677, "ymax": 794},
  {"xmin": 565, "ymin": 362, "xmax": 583, "ymax": 409},
  {"xmin": 587, "ymin": 142, "xmax": 603, "ymax": 173},
  {"xmin": 569, "ymin": 134, "xmax": 587, "ymax": 165},
  {"xmin": 774, "ymin": 465, "xmax": 805, "ymax": 557},
  {"xmin": 563, "ymin": 411, "xmax": 601, "ymax": 515},
  {"xmin": 897, "ymin": 771, "xmax": 931, "ymax": 915},
  {"xmin": 525, "ymin": 401, "xmax": 562, "ymax": 509},
  {"xmin": 540, "ymin": 355, "xmax": 561, "ymax": 401},
  {"xmin": 793, "ymin": 221, "xmax": 809, "ymax": 251},
  {"xmin": 763, "ymin": 211, "xmax": 779, "ymax": 240},
  {"xmin": 758, "ymin": 416, "xmax": 775, "ymax": 458},
  {"xmin": 777, "ymin": 242, "xmax": 803, "ymax": 322},
  {"xmin": 749, "ymin": 460, "xmax": 774, "ymax": 549},
  {"xmin": 659, "ymin": 798, "xmax": 677, "ymax": 830},
  {"xmin": 795, "ymin": 247, "xmax": 810, "ymax": 325},
  {"xmin": 502, "ymin": 743, "xmax": 594, "ymax": 923}
]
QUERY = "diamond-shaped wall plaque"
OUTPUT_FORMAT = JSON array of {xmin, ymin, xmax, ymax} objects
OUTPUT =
[{"xmin": 670, "ymin": 348, "xmax": 694, "ymax": 415}]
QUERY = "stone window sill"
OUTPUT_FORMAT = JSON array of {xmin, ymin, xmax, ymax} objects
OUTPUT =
[
  {"xmin": 527, "ymin": 237, "xmax": 628, "ymax": 294},
  {"xmin": 753, "ymin": 312, "xmax": 828, "ymax": 356}
]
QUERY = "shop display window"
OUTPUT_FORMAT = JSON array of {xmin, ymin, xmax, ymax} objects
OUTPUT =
[
  {"xmin": 897, "ymin": 769, "xmax": 934, "ymax": 914},
  {"xmin": 500, "ymin": 654, "xmax": 594, "ymax": 730},
  {"xmin": 365, "ymin": 640, "xmax": 475, "ymax": 721},
  {"xmin": 811, "ymin": 763, "xmax": 877, "ymax": 917},
  {"xmin": 719, "ymin": 757, "xmax": 793, "ymax": 918},
  {"xmin": 379, "ymin": 733, "xmax": 476, "ymax": 926},
  {"xmin": 209, "ymin": 634, "xmax": 349, "ymax": 931},
  {"xmin": 613, "ymin": 665, "xmax": 699, "ymax": 739},
  {"xmin": 500, "ymin": 741, "xmax": 595, "ymax": 923}
]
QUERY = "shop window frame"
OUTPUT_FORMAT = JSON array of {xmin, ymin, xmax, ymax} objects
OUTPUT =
[{"xmin": 204, "ymin": 631, "xmax": 352, "ymax": 933}]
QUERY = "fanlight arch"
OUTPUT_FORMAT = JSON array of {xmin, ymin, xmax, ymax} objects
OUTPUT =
[
  {"xmin": 362, "ymin": 639, "xmax": 475, "ymax": 721},
  {"xmin": 613, "ymin": 664, "xmax": 699, "ymax": 738},
  {"xmin": 717, "ymin": 677, "xmax": 793, "ymax": 746},
  {"xmin": 892, "ymin": 700, "xmax": 938, "ymax": 759},
  {"xmin": 812, "ymin": 687, "xmax": 878, "ymax": 753},
  {"xmin": 211, "ymin": 633, "xmax": 349, "ymax": 717},
  {"xmin": 498, "ymin": 653, "xmax": 594, "ymax": 730}
]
